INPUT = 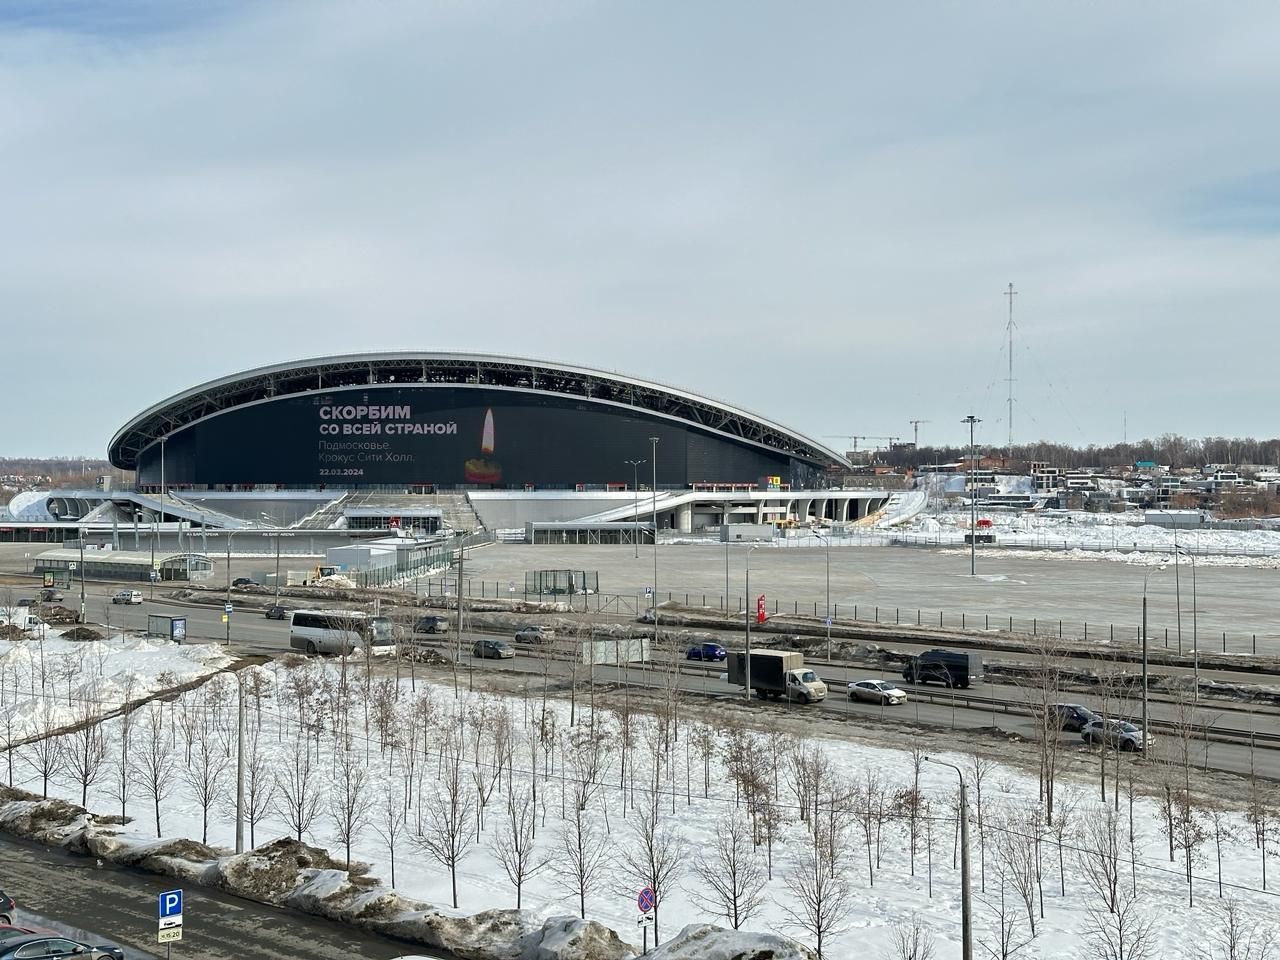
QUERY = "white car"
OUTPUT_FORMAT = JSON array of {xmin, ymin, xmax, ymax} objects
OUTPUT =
[
  {"xmin": 111, "ymin": 590, "xmax": 144, "ymax": 605},
  {"xmin": 848, "ymin": 679, "xmax": 908, "ymax": 705}
]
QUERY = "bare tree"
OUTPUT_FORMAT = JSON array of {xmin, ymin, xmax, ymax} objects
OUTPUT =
[
  {"xmin": 970, "ymin": 752, "xmax": 995, "ymax": 892},
  {"xmin": 1078, "ymin": 804, "xmax": 1123, "ymax": 915},
  {"xmin": 495, "ymin": 786, "xmax": 549, "ymax": 910},
  {"xmin": 414, "ymin": 730, "xmax": 475, "ymax": 909},
  {"xmin": 1208, "ymin": 808, "xmax": 1240, "ymax": 901},
  {"xmin": 618, "ymin": 788, "xmax": 687, "ymax": 946},
  {"xmin": 131, "ymin": 703, "xmax": 176, "ymax": 837},
  {"xmin": 994, "ymin": 807, "xmax": 1041, "ymax": 939},
  {"xmin": 63, "ymin": 699, "xmax": 108, "ymax": 807},
  {"xmin": 1083, "ymin": 889, "xmax": 1154, "ymax": 960},
  {"xmin": 274, "ymin": 737, "xmax": 323, "ymax": 842},
  {"xmin": 1048, "ymin": 789, "xmax": 1079, "ymax": 896},
  {"xmin": 555, "ymin": 783, "xmax": 609, "ymax": 918},
  {"xmin": 854, "ymin": 767, "xmax": 888, "ymax": 886},
  {"xmin": 1198, "ymin": 897, "xmax": 1277, "ymax": 960},
  {"xmin": 243, "ymin": 728, "xmax": 275, "ymax": 849},
  {"xmin": 372, "ymin": 780, "xmax": 405, "ymax": 888},
  {"xmin": 890, "ymin": 915, "xmax": 937, "ymax": 960},
  {"xmin": 691, "ymin": 813, "xmax": 766, "ymax": 930},
  {"xmin": 329, "ymin": 748, "xmax": 373, "ymax": 867},
  {"xmin": 1173, "ymin": 788, "xmax": 1209, "ymax": 907},
  {"xmin": 21, "ymin": 702, "xmax": 63, "ymax": 798},
  {"xmin": 781, "ymin": 827, "xmax": 852, "ymax": 960},
  {"xmin": 182, "ymin": 727, "xmax": 229, "ymax": 844},
  {"xmin": 978, "ymin": 866, "xmax": 1035, "ymax": 960}
]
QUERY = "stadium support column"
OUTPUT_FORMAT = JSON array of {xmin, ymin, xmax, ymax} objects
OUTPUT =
[{"xmin": 650, "ymin": 437, "xmax": 659, "ymax": 651}]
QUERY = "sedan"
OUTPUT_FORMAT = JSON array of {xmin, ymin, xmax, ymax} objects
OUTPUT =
[
  {"xmin": 1081, "ymin": 718, "xmax": 1153, "ymax": 752},
  {"xmin": 264, "ymin": 605, "xmax": 288, "ymax": 620},
  {"xmin": 474, "ymin": 639, "xmax": 516, "ymax": 659},
  {"xmin": 232, "ymin": 577, "xmax": 259, "ymax": 587},
  {"xmin": 1051, "ymin": 703, "xmax": 1101, "ymax": 733},
  {"xmin": 0, "ymin": 891, "xmax": 12, "ymax": 926},
  {"xmin": 0, "ymin": 935, "xmax": 123, "ymax": 959},
  {"xmin": 848, "ymin": 680, "xmax": 908, "ymax": 705},
  {"xmin": 685, "ymin": 643, "xmax": 727, "ymax": 661},
  {"xmin": 514, "ymin": 625, "xmax": 553, "ymax": 644}
]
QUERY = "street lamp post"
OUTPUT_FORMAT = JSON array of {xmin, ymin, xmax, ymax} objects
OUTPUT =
[
  {"xmin": 1141, "ymin": 564, "xmax": 1167, "ymax": 742},
  {"xmin": 962, "ymin": 415, "xmax": 982, "ymax": 576},
  {"xmin": 814, "ymin": 531, "xmax": 831, "ymax": 659},
  {"xmin": 624, "ymin": 459, "xmax": 646, "ymax": 559},
  {"xmin": 925, "ymin": 757, "xmax": 972, "ymax": 960},
  {"xmin": 225, "ymin": 532, "xmax": 232, "ymax": 646},
  {"xmin": 1178, "ymin": 546, "xmax": 1198, "ymax": 700},
  {"xmin": 78, "ymin": 528, "xmax": 86, "ymax": 625},
  {"xmin": 649, "ymin": 437, "xmax": 659, "ymax": 613},
  {"xmin": 744, "ymin": 544, "xmax": 762, "ymax": 700}
]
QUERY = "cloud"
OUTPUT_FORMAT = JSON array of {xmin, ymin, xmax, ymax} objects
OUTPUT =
[{"xmin": 2, "ymin": 1, "xmax": 1279, "ymax": 456}]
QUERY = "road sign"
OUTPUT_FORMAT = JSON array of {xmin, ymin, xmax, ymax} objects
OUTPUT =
[
  {"xmin": 637, "ymin": 886, "xmax": 656, "ymax": 913},
  {"xmin": 149, "ymin": 570, "xmax": 160, "ymax": 582},
  {"xmin": 68, "ymin": 562, "xmax": 77, "ymax": 571},
  {"xmin": 507, "ymin": 580, "xmax": 515, "ymax": 592},
  {"xmin": 159, "ymin": 916, "xmax": 182, "ymax": 930},
  {"xmin": 824, "ymin": 617, "xmax": 832, "ymax": 627},
  {"xmin": 224, "ymin": 602, "xmax": 234, "ymax": 614},
  {"xmin": 158, "ymin": 927, "xmax": 182, "ymax": 943},
  {"xmin": 221, "ymin": 614, "xmax": 229, "ymax": 624},
  {"xmin": 644, "ymin": 587, "xmax": 653, "ymax": 599},
  {"xmin": 159, "ymin": 889, "xmax": 183, "ymax": 919}
]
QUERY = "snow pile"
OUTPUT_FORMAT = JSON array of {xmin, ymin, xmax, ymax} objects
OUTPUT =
[
  {"xmin": 0, "ymin": 632, "xmax": 234, "ymax": 739},
  {"xmin": 314, "ymin": 574, "xmax": 359, "ymax": 588},
  {"xmin": 646, "ymin": 925, "xmax": 817, "ymax": 959}
]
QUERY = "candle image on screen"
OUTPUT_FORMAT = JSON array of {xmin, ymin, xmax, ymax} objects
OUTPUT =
[{"xmin": 464, "ymin": 408, "xmax": 502, "ymax": 483}]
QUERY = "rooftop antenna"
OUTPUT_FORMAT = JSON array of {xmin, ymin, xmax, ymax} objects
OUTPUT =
[{"xmin": 1004, "ymin": 282, "xmax": 1017, "ymax": 449}]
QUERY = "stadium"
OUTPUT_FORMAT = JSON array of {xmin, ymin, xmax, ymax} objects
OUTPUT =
[
  {"xmin": 108, "ymin": 352, "xmax": 849, "ymax": 490},
  {"xmin": 4, "ymin": 354, "xmax": 902, "ymax": 548}
]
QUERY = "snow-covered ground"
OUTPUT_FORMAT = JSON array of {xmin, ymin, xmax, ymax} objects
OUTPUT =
[
  {"xmin": 0, "ymin": 628, "xmax": 234, "ymax": 740},
  {"xmin": 5, "ymin": 659, "xmax": 1277, "ymax": 959}
]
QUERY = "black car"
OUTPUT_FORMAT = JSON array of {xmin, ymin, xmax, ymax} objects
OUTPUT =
[
  {"xmin": 0, "ymin": 889, "xmax": 12, "ymax": 925},
  {"xmin": 0, "ymin": 934, "xmax": 123, "ymax": 959},
  {"xmin": 264, "ymin": 605, "xmax": 288, "ymax": 620},
  {"xmin": 414, "ymin": 615, "xmax": 449, "ymax": 634},
  {"xmin": 232, "ymin": 577, "xmax": 260, "ymax": 587},
  {"xmin": 1051, "ymin": 703, "xmax": 1101, "ymax": 733}
]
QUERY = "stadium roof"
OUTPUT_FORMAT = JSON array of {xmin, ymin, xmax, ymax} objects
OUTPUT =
[{"xmin": 109, "ymin": 352, "xmax": 850, "ymax": 471}]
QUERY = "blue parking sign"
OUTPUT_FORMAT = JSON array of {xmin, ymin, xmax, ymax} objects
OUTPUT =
[{"xmin": 159, "ymin": 889, "xmax": 183, "ymax": 919}]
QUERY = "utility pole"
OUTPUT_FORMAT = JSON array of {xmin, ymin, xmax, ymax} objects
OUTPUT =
[
  {"xmin": 649, "ymin": 436, "xmax": 659, "ymax": 618},
  {"xmin": 962, "ymin": 415, "xmax": 981, "ymax": 576},
  {"xmin": 625, "ymin": 459, "xmax": 646, "ymax": 559},
  {"xmin": 235, "ymin": 671, "xmax": 245, "ymax": 853},
  {"xmin": 744, "ymin": 545, "xmax": 760, "ymax": 700},
  {"xmin": 78, "ymin": 528, "xmax": 86, "ymax": 625},
  {"xmin": 1004, "ymin": 282, "xmax": 1017, "ymax": 449},
  {"xmin": 926, "ymin": 757, "xmax": 971, "ymax": 960}
]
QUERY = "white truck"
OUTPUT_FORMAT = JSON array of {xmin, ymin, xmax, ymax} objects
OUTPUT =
[
  {"xmin": 0, "ymin": 610, "xmax": 47, "ymax": 633},
  {"xmin": 728, "ymin": 649, "xmax": 827, "ymax": 703}
]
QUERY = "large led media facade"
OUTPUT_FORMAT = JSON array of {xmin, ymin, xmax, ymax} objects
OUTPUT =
[{"xmin": 109, "ymin": 353, "xmax": 849, "ymax": 489}]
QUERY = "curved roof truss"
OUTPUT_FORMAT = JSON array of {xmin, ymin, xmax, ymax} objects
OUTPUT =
[{"xmin": 109, "ymin": 352, "xmax": 850, "ymax": 471}]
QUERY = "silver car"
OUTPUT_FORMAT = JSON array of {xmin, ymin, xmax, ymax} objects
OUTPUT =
[
  {"xmin": 514, "ymin": 625, "xmax": 553, "ymax": 644},
  {"xmin": 1081, "ymin": 718, "xmax": 1153, "ymax": 752},
  {"xmin": 847, "ymin": 679, "xmax": 909, "ymax": 705}
]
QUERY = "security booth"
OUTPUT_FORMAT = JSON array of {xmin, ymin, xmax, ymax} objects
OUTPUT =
[{"xmin": 33, "ymin": 548, "xmax": 215, "ymax": 584}]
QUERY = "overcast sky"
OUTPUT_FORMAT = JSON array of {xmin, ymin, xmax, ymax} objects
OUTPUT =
[{"xmin": 3, "ymin": 2, "xmax": 1278, "ymax": 458}]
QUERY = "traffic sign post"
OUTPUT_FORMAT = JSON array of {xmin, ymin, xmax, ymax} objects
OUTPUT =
[
  {"xmin": 636, "ymin": 887, "xmax": 656, "ymax": 954},
  {"xmin": 158, "ymin": 888, "xmax": 183, "ymax": 954}
]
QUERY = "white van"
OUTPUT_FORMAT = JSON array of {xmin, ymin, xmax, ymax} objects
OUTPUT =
[{"xmin": 111, "ymin": 590, "xmax": 144, "ymax": 605}]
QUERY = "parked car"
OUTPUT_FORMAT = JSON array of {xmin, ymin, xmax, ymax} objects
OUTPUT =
[
  {"xmin": 847, "ymin": 679, "xmax": 908, "ymax": 705},
  {"xmin": 0, "ymin": 890, "xmax": 13, "ymax": 926},
  {"xmin": 110, "ymin": 590, "xmax": 143, "ymax": 605},
  {"xmin": 38, "ymin": 589, "xmax": 63, "ymax": 603},
  {"xmin": 473, "ymin": 638, "xmax": 516, "ymax": 659},
  {"xmin": 514, "ymin": 625, "xmax": 553, "ymax": 643},
  {"xmin": 264, "ymin": 605, "xmax": 288, "ymax": 620},
  {"xmin": 0, "ymin": 934, "xmax": 123, "ymax": 959},
  {"xmin": 1081, "ymin": 718, "xmax": 1153, "ymax": 752},
  {"xmin": 413, "ymin": 615, "xmax": 450, "ymax": 635},
  {"xmin": 1051, "ymin": 703, "xmax": 1101, "ymax": 733},
  {"xmin": 15, "ymin": 599, "xmax": 33, "ymax": 608},
  {"xmin": 0, "ymin": 926, "xmax": 60, "ymax": 941},
  {"xmin": 685, "ymin": 642, "xmax": 727, "ymax": 661},
  {"xmin": 232, "ymin": 577, "xmax": 259, "ymax": 587}
]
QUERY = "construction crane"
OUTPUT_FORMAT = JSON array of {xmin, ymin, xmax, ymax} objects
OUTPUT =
[
  {"xmin": 823, "ymin": 435, "xmax": 901, "ymax": 456},
  {"xmin": 908, "ymin": 420, "xmax": 931, "ymax": 447}
]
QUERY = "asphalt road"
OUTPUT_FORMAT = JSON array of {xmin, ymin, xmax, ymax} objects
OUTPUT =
[
  {"xmin": 0, "ymin": 834, "xmax": 441, "ymax": 960},
  {"xmin": 26, "ymin": 580, "xmax": 1280, "ymax": 781}
]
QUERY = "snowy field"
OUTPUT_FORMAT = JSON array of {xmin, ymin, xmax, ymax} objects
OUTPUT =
[
  {"xmin": 0, "ymin": 629, "xmax": 233, "ymax": 741},
  {"xmin": 4, "ymin": 656, "xmax": 1278, "ymax": 959}
]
